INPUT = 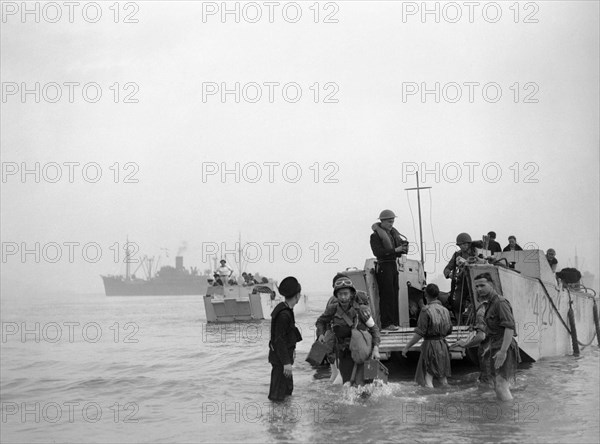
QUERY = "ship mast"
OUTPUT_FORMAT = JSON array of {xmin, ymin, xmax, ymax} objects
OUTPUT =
[
  {"xmin": 404, "ymin": 172, "xmax": 431, "ymax": 268},
  {"xmin": 147, "ymin": 257, "xmax": 154, "ymax": 279},
  {"xmin": 125, "ymin": 236, "xmax": 131, "ymax": 281},
  {"xmin": 238, "ymin": 232, "xmax": 241, "ymax": 273}
]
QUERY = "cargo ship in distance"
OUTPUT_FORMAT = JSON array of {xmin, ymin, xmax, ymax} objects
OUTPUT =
[{"xmin": 101, "ymin": 247, "xmax": 209, "ymax": 296}]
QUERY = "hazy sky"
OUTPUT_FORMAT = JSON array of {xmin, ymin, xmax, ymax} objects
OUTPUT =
[{"xmin": 1, "ymin": 1, "xmax": 598, "ymax": 296}]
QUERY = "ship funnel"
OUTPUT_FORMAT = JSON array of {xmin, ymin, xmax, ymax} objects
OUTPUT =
[{"xmin": 176, "ymin": 256, "xmax": 184, "ymax": 271}]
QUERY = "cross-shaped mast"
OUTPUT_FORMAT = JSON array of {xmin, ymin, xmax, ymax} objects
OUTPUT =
[{"xmin": 404, "ymin": 171, "xmax": 431, "ymax": 267}]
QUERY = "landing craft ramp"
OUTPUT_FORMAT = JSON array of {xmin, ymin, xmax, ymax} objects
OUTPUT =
[
  {"xmin": 342, "ymin": 259, "xmax": 473, "ymax": 360},
  {"xmin": 378, "ymin": 325, "xmax": 472, "ymax": 359}
]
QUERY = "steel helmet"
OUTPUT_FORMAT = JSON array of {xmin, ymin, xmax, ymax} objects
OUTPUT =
[
  {"xmin": 333, "ymin": 277, "xmax": 356, "ymax": 296},
  {"xmin": 378, "ymin": 209, "xmax": 397, "ymax": 220},
  {"xmin": 456, "ymin": 232, "xmax": 472, "ymax": 245},
  {"xmin": 332, "ymin": 273, "xmax": 348, "ymax": 287}
]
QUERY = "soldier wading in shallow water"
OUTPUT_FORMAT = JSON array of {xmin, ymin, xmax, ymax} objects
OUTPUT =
[
  {"xmin": 402, "ymin": 284, "xmax": 453, "ymax": 388},
  {"xmin": 471, "ymin": 272, "xmax": 521, "ymax": 401},
  {"xmin": 268, "ymin": 276, "xmax": 303, "ymax": 402}
]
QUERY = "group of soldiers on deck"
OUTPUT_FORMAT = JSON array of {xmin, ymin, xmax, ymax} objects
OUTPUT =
[{"xmin": 211, "ymin": 259, "xmax": 268, "ymax": 286}]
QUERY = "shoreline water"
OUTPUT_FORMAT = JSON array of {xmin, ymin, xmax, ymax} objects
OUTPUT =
[{"xmin": 1, "ymin": 292, "xmax": 598, "ymax": 443}]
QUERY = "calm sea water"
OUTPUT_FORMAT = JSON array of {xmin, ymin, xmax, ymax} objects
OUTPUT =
[{"xmin": 1, "ymin": 291, "xmax": 598, "ymax": 443}]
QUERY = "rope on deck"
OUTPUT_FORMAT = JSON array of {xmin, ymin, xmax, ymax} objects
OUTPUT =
[
  {"xmin": 592, "ymin": 298, "xmax": 600, "ymax": 347},
  {"xmin": 566, "ymin": 288, "xmax": 580, "ymax": 356}
]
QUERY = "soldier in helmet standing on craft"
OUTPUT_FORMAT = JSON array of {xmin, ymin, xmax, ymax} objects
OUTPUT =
[
  {"xmin": 370, "ymin": 209, "xmax": 409, "ymax": 330},
  {"xmin": 443, "ymin": 233, "xmax": 484, "ymax": 321}
]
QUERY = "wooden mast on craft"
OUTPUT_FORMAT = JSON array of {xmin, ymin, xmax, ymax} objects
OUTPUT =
[{"xmin": 404, "ymin": 171, "xmax": 431, "ymax": 268}]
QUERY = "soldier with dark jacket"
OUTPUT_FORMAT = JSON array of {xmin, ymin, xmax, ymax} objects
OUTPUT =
[
  {"xmin": 503, "ymin": 235, "xmax": 523, "ymax": 252},
  {"xmin": 268, "ymin": 276, "xmax": 303, "ymax": 401},
  {"xmin": 316, "ymin": 277, "xmax": 381, "ymax": 385},
  {"xmin": 370, "ymin": 209, "xmax": 408, "ymax": 330},
  {"xmin": 487, "ymin": 231, "xmax": 502, "ymax": 254}
]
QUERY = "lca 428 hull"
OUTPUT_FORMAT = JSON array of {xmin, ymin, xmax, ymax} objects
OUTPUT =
[{"xmin": 468, "ymin": 257, "xmax": 598, "ymax": 361}]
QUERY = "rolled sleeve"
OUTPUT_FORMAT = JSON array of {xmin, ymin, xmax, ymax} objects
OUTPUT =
[
  {"xmin": 496, "ymin": 300, "xmax": 516, "ymax": 330},
  {"xmin": 414, "ymin": 309, "xmax": 429, "ymax": 337},
  {"xmin": 475, "ymin": 306, "xmax": 487, "ymax": 333}
]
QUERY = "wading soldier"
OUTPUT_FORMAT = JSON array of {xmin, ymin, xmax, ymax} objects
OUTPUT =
[
  {"xmin": 402, "ymin": 284, "xmax": 453, "ymax": 388},
  {"xmin": 450, "ymin": 298, "xmax": 492, "ymax": 387},
  {"xmin": 473, "ymin": 272, "xmax": 520, "ymax": 401},
  {"xmin": 316, "ymin": 277, "xmax": 381, "ymax": 385},
  {"xmin": 268, "ymin": 276, "xmax": 303, "ymax": 401}
]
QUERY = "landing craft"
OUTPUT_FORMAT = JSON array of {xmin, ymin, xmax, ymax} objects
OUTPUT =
[
  {"xmin": 203, "ymin": 282, "xmax": 308, "ymax": 323},
  {"xmin": 343, "ymin": 250, "xmax": 598, "ymax": 361},
  {"xmin": 202, "ymin": 233, "xmax": 308, "ymax": 322},
  {"xmin": 356, "ymin": 172, "xmax": 599, "ymax": 360}
]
